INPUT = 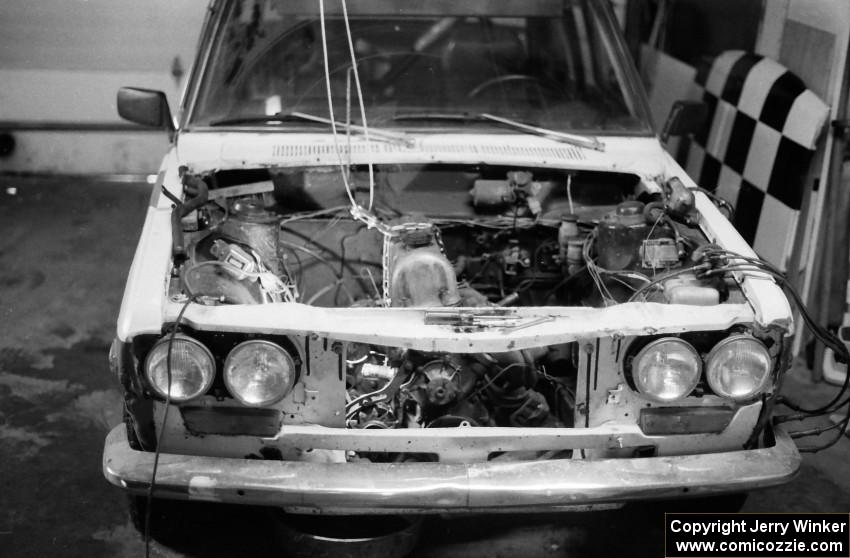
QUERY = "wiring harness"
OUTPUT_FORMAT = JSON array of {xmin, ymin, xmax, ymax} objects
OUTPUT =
[{"xmin": 633, "ymin": 245, "xmax": 850, "ymax": 452}]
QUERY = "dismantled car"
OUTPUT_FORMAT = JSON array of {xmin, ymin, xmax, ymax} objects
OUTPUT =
[{"xmin": 103, "ymin": 0, "xmax": 801, "ymax": 519}]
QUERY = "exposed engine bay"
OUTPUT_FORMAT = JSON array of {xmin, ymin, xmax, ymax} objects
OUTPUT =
[{"xmin": 167, "ymin": 163, "xmax": 744, "ymax": 443}]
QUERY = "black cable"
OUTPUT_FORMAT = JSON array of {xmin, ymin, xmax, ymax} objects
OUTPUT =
[
  {"xmin": 722, "ymin": 277, "xmax": 849, "ymax": 414},
  {"xmin": 702, "ymin": 254, "xmax": 850, "ymax": 450},
  {"xmin": 161, "ymin": 185, "xmax": 181, "ymax": 206},
  {"xmin": 796, "ymin": 417, "xmax": 850, "ymax": 439},
  {"xmin": 540, "ymin": 265, "xmax": 586, "ymax": 303},
  {"xmin": 699, "ymin": 249, "xmax": 850, "ymax": 364},
  {"xmin": 625, "ymin": 244, "xmax": 850, "ymax": 441},
  {"xmin": 699, "ymin": 249, "xmax": 850, "ymax": 416},
  {"xmin": 793, "ymin": 401, "xmax": 850, "ymax": 453},
  {"xmin": 706, "ymin": 258, "xmax": 850, "ymax": 367},
  {"xmin": 144, "ymin": 296, "xmax": 194, "ymax": 558},
  {"xmin": 776, "ymin": 404, "xmax": 850, "ymax": 422}
]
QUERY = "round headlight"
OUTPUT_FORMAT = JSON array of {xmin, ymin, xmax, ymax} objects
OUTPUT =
[
  {"xmin": 224, "ymin": 340, "xmax": 297, "ymax": 407},
  {"xmin": 705, "ymin": 335, "xmax": 772, "ymax": 401},
  {"xmin": 632, "ymin": 338, "xmax": 701, "ymax": 402},
  {"xmin": 145, "ymin": 334, "xmax": 215, "ymax": 402}
]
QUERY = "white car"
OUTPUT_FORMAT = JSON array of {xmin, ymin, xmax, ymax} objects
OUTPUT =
[{"xmin": 103, "ymin": 0, "xmax": 799, "ymax": 519}]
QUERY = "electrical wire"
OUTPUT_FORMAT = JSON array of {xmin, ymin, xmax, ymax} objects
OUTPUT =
[
  {"xmin": 144, "ymin": 296, "xmax": 194, "ymax": 558},
  {"xmin": 473, "ymin": 362, "xmax": 529, "ymax": 397},
  {"xmin": 621, "ymin": 244, "xmax": 850, "ymax": 450},
  {"xmin": 340, "ymin": 0, "xmax": 376, "ymax": 211},
  {"xmin": 679, "ymin": 247, "xmax": 850, "ymax": 450},
  {"xmin": 345, "ymin": 67, "xmax": 353, "ymax": 188},
  {"xmin": 279, "ymin": 205, "xmax": 350, "ymax": 226},
  {"xmin": 304, "ymin": 279, "xmax": 355, "ymax": 306},
  {"xmin": 317, "ymin": 0, "xmax": 392, "ymax": 238},
  {"xmin": 790, "ymin": 401, "xmax": 850, "ymax": 453},
  {"xmin": 433, "ymin": 216, "xmax": 565, "ymax": 230},
  {"xmin": 318, "ymin": 0, "xmax": 358, "ymax": 209},
  {"xmin": 359, "ymin": 267, "xmax": 381, "ymax": 300},
  {"xmin": 582, "ymin": 231, "xmax": 615, "ymax": 303},
  {"xmin": 540, "ymin": 265, "xmax": 586, "ymax": 303},
  {"xmin": 707, "ymin": 270, "xmax": 850, "ymax": 413},
  {"xmin": 279, "ymin": 239, "xmax": 342, "ymax": 276},
  {"xmin": 182, "ymin": 260, "xmax": 297, "ymax": 303},
  {"xmin": 788, "ymin": 402, "xmax": 850, "ymax": 438}
]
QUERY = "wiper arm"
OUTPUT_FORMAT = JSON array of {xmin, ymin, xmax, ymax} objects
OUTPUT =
[
  {"xmin": 289, "ymin": 112, "xmax": 414, "ymax": 147},
  {"xmin": 393, "ymin": 111, "xmax": 605, "ymax": 151},
  {"xmin": 209, "ymin": 111, "xmax": 414, "ymax": 147},
  {"xmin": 479, "ymin": 113, "xmax": 605, "ymax": 151}
]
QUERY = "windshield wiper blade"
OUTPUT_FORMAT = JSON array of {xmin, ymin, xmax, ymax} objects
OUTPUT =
[
  {"xmin": 210, "ymin": 111, "xmax": 414, "ymax": 147},
  {"xmin": 392, "ymin": 112, "xmax": 484, "ymax": 122},
  {"xmin": 479, "ymin": 113, "xmax": 605, "ymax": 151},
  {"xmin": 393, "ymin": 112, "xmax": 605, "ymax": 151},
  {"xmin": 208, "ymin": 113, "xmax": 316, "ymax": 126}
]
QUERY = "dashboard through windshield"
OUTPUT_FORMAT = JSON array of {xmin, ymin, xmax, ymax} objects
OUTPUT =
[{"xmin": 190, "ymin": 0, "xmax": 652, "ymax": 135}]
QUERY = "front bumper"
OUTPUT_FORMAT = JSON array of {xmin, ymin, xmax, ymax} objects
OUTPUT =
[{"xmin": 103, "ymin": 425, "xmax": 800, "ymax": 514}]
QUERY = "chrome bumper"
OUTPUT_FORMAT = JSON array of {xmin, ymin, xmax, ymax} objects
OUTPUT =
[{"xmin": 103, "ymin": 425, "xmax": 800, "ymax": 514}]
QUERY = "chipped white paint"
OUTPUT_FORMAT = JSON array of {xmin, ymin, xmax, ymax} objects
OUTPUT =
[
  {"xmin": 159, "ymin": 301, "xmax": 755, "ymax": 354},
  {"xmin": 188, "ymin": 475, "xmax": 219, "ymax": 499},
  {"xmin": 176, "ymin": 133, "xmax": 670, "ymax": 178}
]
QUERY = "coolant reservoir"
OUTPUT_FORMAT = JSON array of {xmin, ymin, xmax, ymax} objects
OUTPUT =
[
  {"xmin": 664, "ymin": 274, "xmax": 720, "ymax": 306},
  {"xmin": 596, "ymin": 201, "xmax": 648, "ymax": 270},
  {"xmin": 389, "ymin": 225, "xmax": 460, "ymax": 307}
]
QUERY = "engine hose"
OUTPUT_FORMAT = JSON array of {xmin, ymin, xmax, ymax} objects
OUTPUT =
[
  {"xmin": 170, "ymin": 173, "xmax": 209, "ymax": 258},
  {"xmin": 180, "ymin": 174, "xmax": 209, "ymax": 216}
]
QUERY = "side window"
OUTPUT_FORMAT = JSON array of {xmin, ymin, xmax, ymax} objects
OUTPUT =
[{"xmin": 639, "ymin": 0, "xmax": 761, "ymax": 66}]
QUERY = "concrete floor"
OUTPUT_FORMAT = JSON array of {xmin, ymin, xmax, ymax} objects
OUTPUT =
[{"xmin": 1, "ymin": 176, "xmax": 848, "ymax": 557}]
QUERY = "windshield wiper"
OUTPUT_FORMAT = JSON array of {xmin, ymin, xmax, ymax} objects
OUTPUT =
[
  {"xmin": 393, "ymin": 112, "xmax": 484, "ymax": 123},
  {"xmin": 208, "ymin": 113, "xmax": 310, "ymax": 127},
  {"xmin": 209, "ymin": 111, "xmax": 414, "ymax": 147},
  {"xmin": 479, "ymin": 113, "xmax": 605, "ymax": 151},
  {"xmin": 393, "ymin": 111, "xmax": 605, "ymax": 151}
]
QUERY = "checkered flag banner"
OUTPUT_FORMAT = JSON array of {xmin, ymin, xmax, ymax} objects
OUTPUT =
[{"xmin": 685, "ymin": 50, "xmax": 830, "ymax": 269}]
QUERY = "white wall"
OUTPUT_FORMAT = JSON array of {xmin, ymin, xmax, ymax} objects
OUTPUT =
[{"xmin": 0, "ymin": 0, "xmax": 208, "ymax": 174}]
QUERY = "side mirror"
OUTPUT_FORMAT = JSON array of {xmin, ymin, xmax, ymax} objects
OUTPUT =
[
  {"xmin": 661, "ymin": 100, "xmax": 708, "ymax": 142},
  {"xmin": 117, "ymin": 87, "xmax": 175, "ymax": 136}
]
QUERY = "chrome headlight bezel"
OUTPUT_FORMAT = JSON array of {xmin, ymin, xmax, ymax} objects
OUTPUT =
[
  {"xmin": 705, "ymin": 334, "xmax": 773, "ymax": 401},
  {"xmin": 143, "ymin": 334, "xmax": 216, "ymax": 402},
  {"xmin": 631, "ymin": 337, "xmax": 702, "ymax": 403},
  {"xmin": 223, "ymin": 339, "xmax": 297, "ymax": 407}
]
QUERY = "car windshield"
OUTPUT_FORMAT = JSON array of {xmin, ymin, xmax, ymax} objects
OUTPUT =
[{"xmin": 190, "ymin": 0, "xmax": 651, "ymax": 135}]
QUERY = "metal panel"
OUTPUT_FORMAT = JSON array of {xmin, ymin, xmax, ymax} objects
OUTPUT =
[{"xmin": 103, "ymin": 424, "xmax": 801, "ymax": 513}]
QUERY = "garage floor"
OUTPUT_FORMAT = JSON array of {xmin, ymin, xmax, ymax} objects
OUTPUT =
[{"xmin": 1, "ymin": 177, "xmax": 849, "ymax": 557}]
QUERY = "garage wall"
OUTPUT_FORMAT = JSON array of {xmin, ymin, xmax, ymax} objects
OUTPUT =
[{"xmin": 0, "ymin": 0, "xmax": 208, "ymax": 174}]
